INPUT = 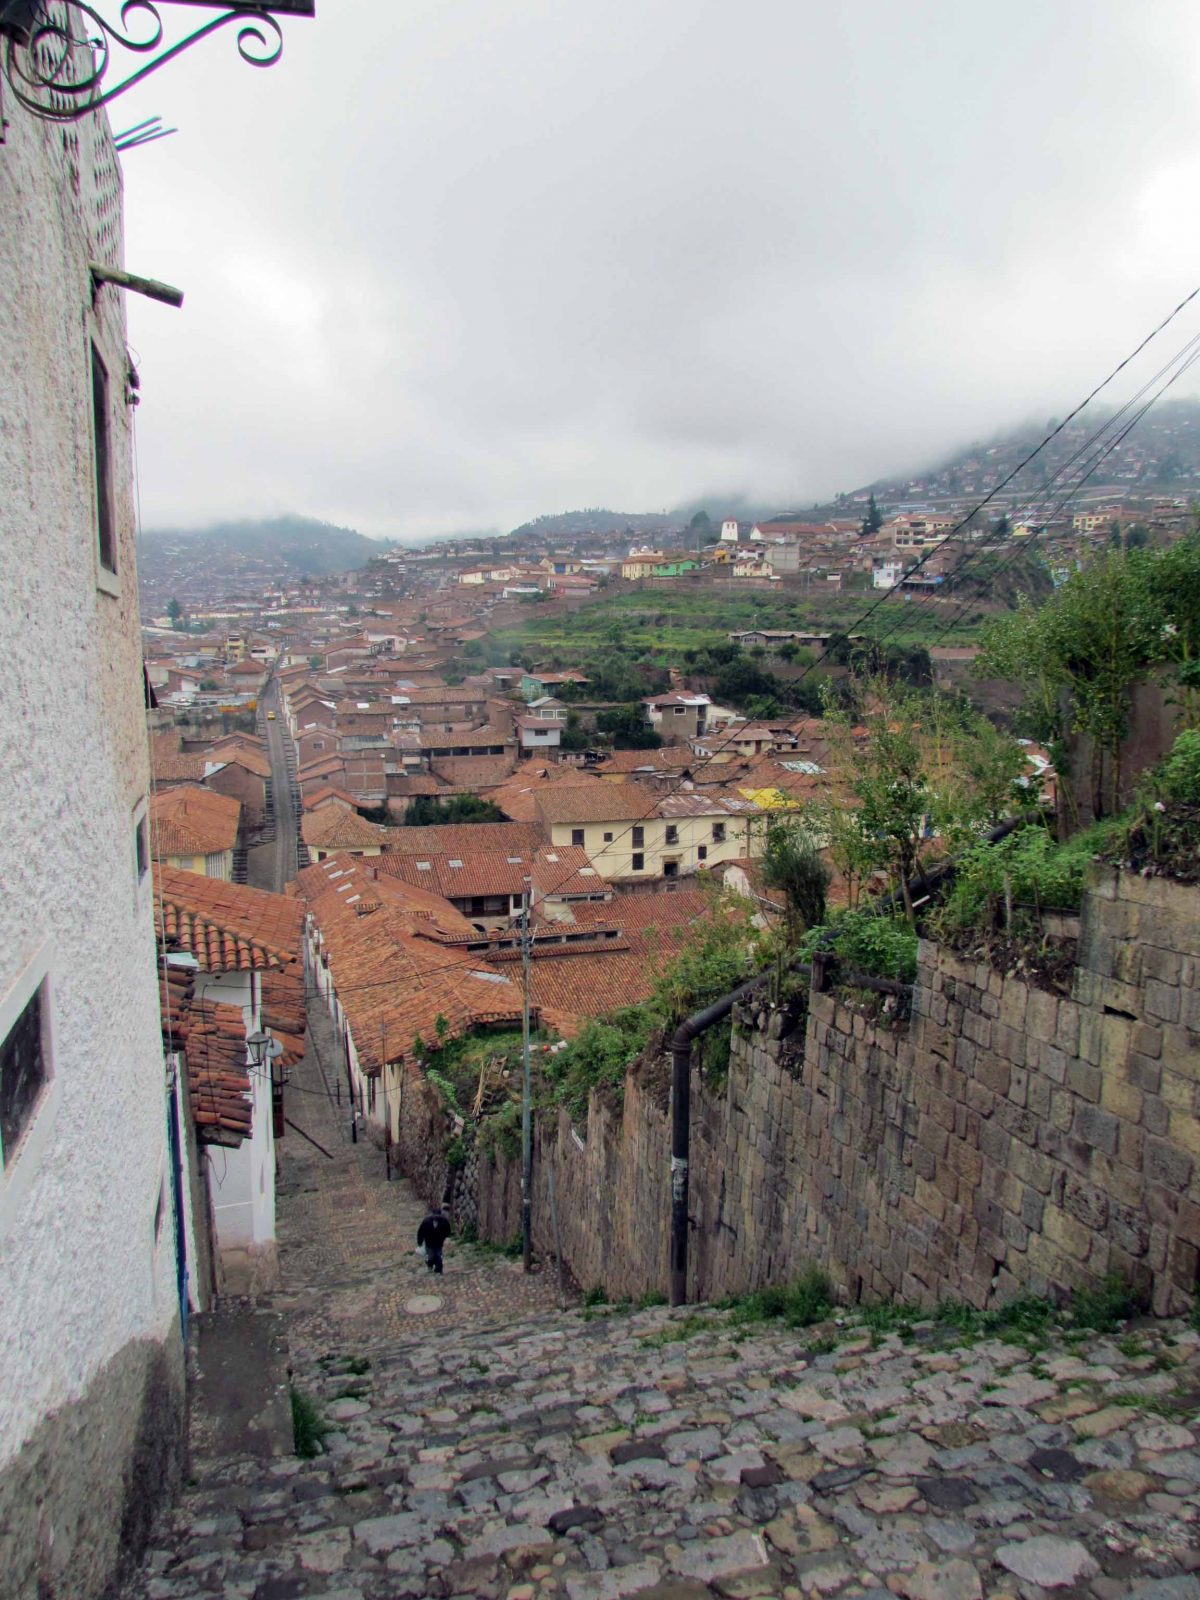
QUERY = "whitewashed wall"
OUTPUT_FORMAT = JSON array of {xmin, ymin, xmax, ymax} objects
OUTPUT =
[{"xmin": 0, "ymin": 64, "xmax": 184, "ymax": 1600}]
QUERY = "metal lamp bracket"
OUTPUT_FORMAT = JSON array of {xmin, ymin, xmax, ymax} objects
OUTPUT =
[{"xmin": 1, "ymin": 1, "xmax": 313, "ymax": 124}]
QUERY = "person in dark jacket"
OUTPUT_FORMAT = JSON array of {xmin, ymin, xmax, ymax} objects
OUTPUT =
[{"xmin": 417, "ymin": 1206, "xmax": 451, "ymax": 1274}]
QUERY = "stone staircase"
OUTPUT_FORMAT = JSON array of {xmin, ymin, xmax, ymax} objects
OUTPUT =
[{"xmin": 123, "ymin": 1293, "xmax": 1200, "ymax": 1600}]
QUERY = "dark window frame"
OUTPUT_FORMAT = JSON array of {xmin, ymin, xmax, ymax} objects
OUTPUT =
[
  {"xmin": 631, "ymin": 852, "xmax": 644, "ymax": 871},
  {"xmin": 1, "ymin": 980, "xmax": 49, "ymax": 1170},
  {"xmin": 90, "ymin": 341, "xmax": 117, "ymax": 578},
  {"xmin": 134, "ymin": 802, "xmax": 150, "ymax": 882}
]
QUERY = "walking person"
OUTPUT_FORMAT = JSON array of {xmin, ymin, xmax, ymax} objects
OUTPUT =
[{"xmin": 417, "ymin": 1205, "xmax": 451, "ymax": 1275}]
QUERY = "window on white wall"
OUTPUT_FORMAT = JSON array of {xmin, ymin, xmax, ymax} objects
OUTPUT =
[
  {"xmin": 0, "ymin": 975, "xmax": 50, "ymax": 1171},
  {"xmin": 133, "ymin": 799, "xmax": 149, "ymax": 883},
  {"xmin": 90, "ymin": 341, "xmax": 117, "ymax": 580}
]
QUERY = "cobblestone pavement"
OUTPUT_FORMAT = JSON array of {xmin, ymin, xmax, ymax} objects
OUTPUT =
[
  {"xmin": 275, "ymin": 987, "xmax": 568, "ymax": 1367},
  {"xmin": 127, "ymin": 1286, "xmax": 1200, "ymax": 1600},
  {"xmin": 123, "ymin": 1000, "xmax": 1200, "ymax": 1600}
]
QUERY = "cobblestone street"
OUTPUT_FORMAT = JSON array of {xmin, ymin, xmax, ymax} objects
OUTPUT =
[
  {"xmin": 119, "ymin": 988, "xmax": 1200, "ymax": 1600},
  {"xmin": 275, "ymin": 986, "xmax": 569, "ymax": 1367}
]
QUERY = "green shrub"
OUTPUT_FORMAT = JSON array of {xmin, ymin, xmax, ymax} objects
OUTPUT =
[
  {"xmin": 542, "ymin": 1009, "xmax": 655, "ymax": 1123},
  {"xmin": 426, "ymin": 1068, "xmax": 461, "ymax": 1114},
  {"xmin": 1123, "ymin": 730, "xmax": 1200, "ymax": 874},
  {"xmin": 1069, "ymin": 1273, "xmax": 1148, "ymax": 1333},
  {"xmin": 444, "ymin": 1134, "xmax": 467, "ymax": 1170},
  {"xmin": 1155, "ymin": 729, "xmax": 1200, "ymax": 805},
  {"xmin": 799, "ymin": 910, "xmax": 918, "ymax": 984},
  {"xmin": 477, "ymin": 1099, "xmax": 522, "ymax": 1162},
  {"xmin": 726, "ymin": 1269, "xmax": 834, "ymax": 1329},
  {"xmin": 930, "ymin": 820, "xmax": 1123, "ymax": 943},
  {"xmin": 290, "ymin": 1388, "xmax": 328, "ymax": 1458}
]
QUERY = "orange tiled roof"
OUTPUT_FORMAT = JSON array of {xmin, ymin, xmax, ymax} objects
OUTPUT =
[
  {"xmin": 418, "ymin": 724, "xmax": 515, "ymax": 751},
  {"xmin": 428, "ymin": 754, "xmax": 516, "ymax": 788},
  {"xmin": 150, "ymin": 734, "xmax": 208, "ymax": 784},
  {"xmin": 151, "ymin": 785, "xmax": 241, "ymax": 858},
  {"xmin": 155, "ymin": 866, "xmax": 304, "ymax": 970},
  {"xmin": 298, "ymin": 863, "xmax": 522, "ymax": 1073},
  {"xmin": 261, "ymin": 963, "xmax": 307, "ymax": 1067},
  {"xmin": 302, "ymin": 785, "xmax": 362, "ymax": 812},
  {"xmin": 380, "ymin": 821, "xmax": 543, "ymax": 857},
  {"xmin": 185, "ymin": 996, "xmax": 253, "ymax": 1146},
  {"xmin": 490, "ymin": 765, "xmax": 606, "ymax": 822},
  {"xmin": 535, "ymin": 781, "xmax": 658, "ymax": 826},
  {"xmin": 301, "ymin": 804, "xmax": 393, "ymax": 851},
  {"xmin": 205, "ymin": 736, "xmax": 271, "ymax": 778}
]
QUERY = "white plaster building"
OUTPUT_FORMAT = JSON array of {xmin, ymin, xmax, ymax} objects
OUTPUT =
[
  {"xmin": 0, "ymin": 69, "xmax": 185, "ymax": 1600},
  {"xmin": 189, "ymin": 966, "xmax": 279, "ymax": 1281}
]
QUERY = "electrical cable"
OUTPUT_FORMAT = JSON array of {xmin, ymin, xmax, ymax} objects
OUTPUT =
[
  {"xmin": 277, "ymin": 283, "xmax": 1200, "ymax": 1081},
  {"xmin": 853, "ymin": 327, "xmax": 1200, "ymax": 659},
  {"xmin": 883, "ymin": 342, "xmax": 1200, "ymax": 656}
]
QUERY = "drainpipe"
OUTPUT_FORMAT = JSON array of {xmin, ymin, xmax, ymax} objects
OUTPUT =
[
  {"xmin": 667, "ymin": 812, "xmax": 1033, "ymax": 1305},
  {"xmin": 669, "ymin": 967, "xmax": 782, "ymax": 1306}
]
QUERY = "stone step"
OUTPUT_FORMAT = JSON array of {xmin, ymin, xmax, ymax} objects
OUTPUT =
[{"xmin": 126, "ymin": 1302, "xmax": 1200, "ymax": 1600}]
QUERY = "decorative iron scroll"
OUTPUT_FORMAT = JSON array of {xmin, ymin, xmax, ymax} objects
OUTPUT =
[{"xmin": 3, "ymin": 2, "xmax": 311, "ymax": 122}]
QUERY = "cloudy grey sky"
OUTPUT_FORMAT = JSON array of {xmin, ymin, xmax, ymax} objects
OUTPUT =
[{"xmin": 121, "ymin": 0, "xmax": 1200, "ymax": 540}]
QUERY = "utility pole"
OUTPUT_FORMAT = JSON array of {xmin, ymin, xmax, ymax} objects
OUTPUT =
[{"xmin": 520, "ymin": 886, "xmax": 533, "ymax": 1272}]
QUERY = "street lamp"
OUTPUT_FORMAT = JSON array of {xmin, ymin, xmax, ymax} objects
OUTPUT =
[{"xmin": 247, "ymin": 1030, "xmax": 286, "ymax": 1140}]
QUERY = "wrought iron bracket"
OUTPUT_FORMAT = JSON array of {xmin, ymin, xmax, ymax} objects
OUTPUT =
[{"xmin": 2, "ymin": 1, "xmax": 313, "ymax": 124}]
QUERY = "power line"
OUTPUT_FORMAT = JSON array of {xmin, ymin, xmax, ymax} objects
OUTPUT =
[
  {"xmin": 855, "ymin": 327, "xmax": 1200, "ymax": 658},
  {"xmin": 895, "ymin": 342, "xmax": 1200, "ymax": 655},
  {"xmin": 280, "ymin": 284, "xmax": 1200, "ymax": 1058}
]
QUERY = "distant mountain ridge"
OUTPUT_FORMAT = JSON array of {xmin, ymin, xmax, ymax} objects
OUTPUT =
[{"xmin": 139, "ymin": 515, "xmax": 385, "ymax": 578}]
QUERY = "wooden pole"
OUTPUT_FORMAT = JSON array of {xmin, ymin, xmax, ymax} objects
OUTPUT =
[{"xmin": 521, "ymin": 888, "xmax": 533, "ymax": 1272}]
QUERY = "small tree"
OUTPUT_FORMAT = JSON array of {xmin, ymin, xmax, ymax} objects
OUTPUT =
[
  {"xmin": 978, "ymin": 549, "xmax": 1164, "ymax": 818},
  {"xmin": 761, "ymin": 820, "xmax": 830, "ymax": 949},
  {"xmin": 860, "ymin": 493, "xmax": 883, "ymax": 537},
  {"xmin": 166, "ymin": 597, "xmax": 184, "ymax": 628}
]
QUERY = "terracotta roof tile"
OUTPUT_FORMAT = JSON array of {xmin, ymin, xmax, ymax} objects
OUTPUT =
[
  {"xmin": 185, "ymin": 997, "xmax": 253, "ymax": 1146},
  {"xmin": 301, "ymin": 804, "xmax": 393, "ymax": 851},
  {"xmin": 535, "ymin": 781, "xmax": 658, "ymax": 826},
  {"xmin": 151, "ymin": 785, "xmax": 241, "ymax": 857},
  {"xmin": 381, "ymin": 821, "xmax": 542, "ymax": 857},
  {"xmin": 155, "ymin": 866, "xmax": 304, "ymax": 970}
]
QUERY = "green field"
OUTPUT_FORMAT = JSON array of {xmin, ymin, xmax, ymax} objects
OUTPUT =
[{"xmin": 491, "ymin": 578, "xmax": 991, "ymax": 667}]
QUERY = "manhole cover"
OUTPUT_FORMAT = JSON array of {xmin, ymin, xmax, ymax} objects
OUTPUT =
[{"xmin": 404, "ymin": 1295, "xmax": 443, "ymax": 1316}]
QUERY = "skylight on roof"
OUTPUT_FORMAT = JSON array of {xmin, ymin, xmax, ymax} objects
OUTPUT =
[
  {"xmin": 416, "ymin": 862, "xmax": 431, "ymax": 871},
  {"xmin": 781, "ymin": 760, "xmax": 823, "ymax": 774},
  {"xmin": 468, "ymin": 969, "xmax": 511, "ymax": 984}
]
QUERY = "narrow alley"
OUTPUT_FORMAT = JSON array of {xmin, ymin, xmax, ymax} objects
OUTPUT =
[
  {"xmin": 120, "ymin": 993, "xmax": 1200, "ymax": 1600},
  {"xmin": 274, "ymin": 982, "xmax": 568, "ymax": 1366},
  {"xmin": 119, "ymin": 676, "xmax": 1200, "ymax": 1600}
]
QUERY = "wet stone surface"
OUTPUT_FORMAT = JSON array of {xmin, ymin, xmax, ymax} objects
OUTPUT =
[
  {"xmin": 120, "ymin": 994, "xmax": 1200, "ymax": 1599},
  {"xmin": 123, "ymin": 1295, "xmax": 1200, "ymax": 1600}
]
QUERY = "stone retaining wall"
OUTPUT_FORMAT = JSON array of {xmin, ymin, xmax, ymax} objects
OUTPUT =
[{"xmin": 465, "ymin": 868, "xmax": 1200, "ymax": 1315}]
